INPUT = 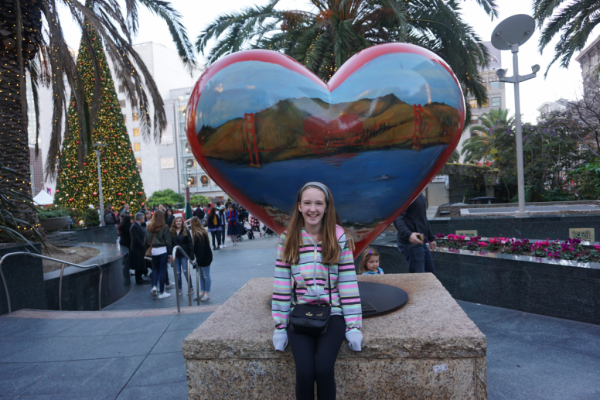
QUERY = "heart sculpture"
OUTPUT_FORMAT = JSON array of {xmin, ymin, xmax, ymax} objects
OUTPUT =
[{"xmin": 186, "ymin": 43, "xmax": 465, "ymax": 257}]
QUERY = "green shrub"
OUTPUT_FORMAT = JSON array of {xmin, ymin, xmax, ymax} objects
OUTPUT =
[
  {"xmin": 82, "ymin": 208, "xmax": 100, "ymax": 227},
  {"xmin": 38, "ymin": 209, "xmax": 70, "ymax": 221}
]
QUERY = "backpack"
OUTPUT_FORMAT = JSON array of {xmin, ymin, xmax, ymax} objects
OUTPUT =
[{"xmin": 105, "ymin": 212, "xmax": 116, "ymax": 225}]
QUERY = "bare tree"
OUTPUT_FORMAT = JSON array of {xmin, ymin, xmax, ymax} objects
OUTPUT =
[{"xmin": 560, "ymin": 79, "xmax": 600, "ymax": 158}]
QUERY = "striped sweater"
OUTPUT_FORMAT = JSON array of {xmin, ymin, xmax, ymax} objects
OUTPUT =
[{"xmin": 272, "ymin": 226, "xmax": 362, "ymax": 334}]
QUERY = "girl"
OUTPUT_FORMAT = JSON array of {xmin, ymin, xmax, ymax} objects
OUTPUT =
[
  {"xmin": 170, "ymin": 216, "xmax": 193, "ymax": 295},
  {"xmin": 165, "ymin": 208, "xmax": 175, "ymax": 228},
  {"xmin": 142, "ymin": 211, "xmax": 152, "ymax": 228},
  {"xmin": 206, "ymin": 207, "xmax": 222, "ymax": 250},
  {"xmin": 144, "ymin": 210, "xmax": 173, "ymax": 299},
  {"xmin": 190, "ymin": 217, "xmax": 213, "ymax": 302},
  {"xmin": 227, "ymin": 204, "xmax": 240, "ymax": 246},
  {"xmin": 271, "ymin": 182, "xmax": 362, "ymax": 400},
  {"xmin": 359, "ymin": 248, "xmax": 384, "ymax": 275}
]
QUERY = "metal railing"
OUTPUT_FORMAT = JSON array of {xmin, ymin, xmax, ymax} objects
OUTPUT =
[
  {"xmin": 0, "ymin": 252, "xmax": 103, "ymax": 314},
  {"xmin": 171, "ymin": 245, "xmax": 200, "ymax": 313}
]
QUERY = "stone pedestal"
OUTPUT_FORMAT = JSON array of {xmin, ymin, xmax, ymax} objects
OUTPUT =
[{"xmin": 183, "ymin": 274, "xmax": 487, "ymax": 399}]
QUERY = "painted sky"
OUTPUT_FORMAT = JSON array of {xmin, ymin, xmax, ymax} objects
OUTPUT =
[{"xmin": 195, "ymin": 52, "xmax": 463, "ymax": 131}]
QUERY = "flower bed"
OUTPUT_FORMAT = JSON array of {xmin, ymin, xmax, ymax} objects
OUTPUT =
[{"xmin": 436, "ymin": 233, "xmax": 600, "ymax": 263}]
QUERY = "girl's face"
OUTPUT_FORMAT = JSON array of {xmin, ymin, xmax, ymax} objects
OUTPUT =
[
  {"xmin": 367, "ymin": 255, "xmax": 380, "ymax": 272},
  {"xmin": 145, "ymin": 212, "xmax": 151, "ymax": 220},
  {"xmin": 298, "ymin": 188, "xmax": 327, "ymax": 230},
  {"xmin": 175, "ymin": 218, "xmax": 182, "ymax": 228}
]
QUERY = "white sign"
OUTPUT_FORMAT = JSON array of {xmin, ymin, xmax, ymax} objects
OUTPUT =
[
  {"xmin": 433, "ymin": 364, "xmax": 448, "ymax": 373},
  {"xmin": 160, "ymin": 158, "xmax": 175, "ymax": 169},
  {"xmin": 160, "ymin": 123, "xmax": 174, "ymax": 145},
  {"xmin": 431, "ymin": 174, "xmax": 449, "ymax": 189}
]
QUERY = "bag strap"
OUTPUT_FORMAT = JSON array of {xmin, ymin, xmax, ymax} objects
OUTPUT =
[{"xmin": 148, "ymin": 232, "xmax": 157, "ymax": 252}]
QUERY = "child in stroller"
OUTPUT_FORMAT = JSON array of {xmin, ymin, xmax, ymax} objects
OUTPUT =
[{"xmin": 237, "ymin": 226, "xmax": 254, "ymax": 241}]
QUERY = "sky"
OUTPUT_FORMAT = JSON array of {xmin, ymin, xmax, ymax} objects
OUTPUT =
[{"xmin": 58, "ymin": 0, "xmax": 600, "ymax": 124}]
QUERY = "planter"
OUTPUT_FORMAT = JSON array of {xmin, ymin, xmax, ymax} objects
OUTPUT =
[{"xmin": 40, "ymin": 217, "xmax": 70, "ymax": 232}]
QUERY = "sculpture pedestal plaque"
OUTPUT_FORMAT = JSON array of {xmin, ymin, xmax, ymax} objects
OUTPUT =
[{"xmin": 183, "ymin": 274, "xmax": 487, "ymax": 399}]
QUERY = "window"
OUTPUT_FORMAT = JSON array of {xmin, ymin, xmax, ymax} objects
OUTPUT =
[
  {"xmin": 133, "ymin": 113, "xmax": 139, "ymax": 121},
  {"xmin": 133, "ymin": 128, "xmax": 140, "ymax": 137},
  {"xmin": 119, "ymin": 100, "xmax": 126, "ymax": 108},
  {"xmin": 135, "ymin": 157, "xmax": 142, "ymax": 172},
  {"xmin": 133, "ymin": 143, "xmax": 141, "ymax": 152},
  {"xmin": 188, "ymin": 176, "xmax": 197, "ymax": 187},
  {"xmin": 161, "ymin": 158, "xmax": 175, "ymax": 169},
  {"xmin": 118, "ymin": 85, "xmax": 124, "ymax": 93},
  {"xmin": 123, "ymin": 114, "xmax": 127, "ymax": 123},
  {"xmin": 491, "ymin": 97, "xmax": 501, "ymax": 107},
  {"xmin": 184, "ymin": 142, "xmax": 192, "ymax": 153},
  {"xmin": 469, "ymin": 99, "xmax": 478, "ymax": 108},
  {"xmin": 470, "ymin": 115, "xmax": 479, "ymax": 124},
  {"xmin": 201, "ymin": 175, "xmax": 209, "ymax": 187},
  {"xmin": 490, "ymin": 81, "xmax": 500, "ymax": 90}
]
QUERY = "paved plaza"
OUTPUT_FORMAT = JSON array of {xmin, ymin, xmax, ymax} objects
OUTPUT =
[{"xmin": 0, "ymin": 236, "xmax": 599, "ymax": 399}]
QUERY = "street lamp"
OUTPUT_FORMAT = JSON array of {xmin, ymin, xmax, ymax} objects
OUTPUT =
[
  {"xmin": 491, "ymin": 14, "xmax": 539, "ymax": 217},
  {"xmin": 93, "ymin": 143, "xmax": 108, "ymax": 226}
]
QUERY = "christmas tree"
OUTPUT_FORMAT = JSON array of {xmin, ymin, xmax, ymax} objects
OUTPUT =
[{"xmin": 54, "ymin": 24, "xmax": 146, "ymax": 215}]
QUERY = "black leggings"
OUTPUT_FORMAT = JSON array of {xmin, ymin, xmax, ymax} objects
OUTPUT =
[
  {"xmin": 210, "ymin": 231, "xmax": 221, "ymax": 248},
  {"xmin": 287, "ymin": 315, "xmax": 345, "ymax": 400}
]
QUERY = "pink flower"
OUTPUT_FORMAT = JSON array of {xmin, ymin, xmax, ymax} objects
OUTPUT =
[
  {"xmin": 594, "ymin": 245, "xmax": 600, "ymax": 251},
  {"xmin": 478, "ymin": 242, "xmax": 488, "ymax": 246}
]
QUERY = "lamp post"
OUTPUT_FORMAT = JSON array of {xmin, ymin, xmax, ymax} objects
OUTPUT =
[
  {"xmin": 491, "ymin": 14, "xmax": 540, "ymax": 217},
  {"xmin": 93, "ymin": 143, "xmax": 108, "ymax": 226}
]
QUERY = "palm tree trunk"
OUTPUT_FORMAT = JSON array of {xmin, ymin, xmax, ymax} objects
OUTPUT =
[{"xmin": 0, "ymin": 0, "xmax": 43, "ymax": 240}]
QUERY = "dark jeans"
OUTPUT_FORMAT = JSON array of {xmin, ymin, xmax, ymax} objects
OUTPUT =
[
  {"xmin": 287, "ymin": 315, "xmax": 345, "ymax": 400},
  {"xmin": 210, "ymin": 231, "xmax": 221, "ymax": 249},
  {"xmin": 151, "ymin": 252, "xmax": 168, "ymax": 293},
  {"xmin": 397, "ymin": 241, "xmax": 435, "ymax": 273},
  {"xmin": 221, "ymin": 228, "xmax": 226, "ymax": 244}
]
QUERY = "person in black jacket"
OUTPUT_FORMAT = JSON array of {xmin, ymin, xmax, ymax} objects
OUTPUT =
[
  {"xmin": 206, "ymin": 207, "xmax": 222, "ymax": 250},
  {"xmin": 193, "ymin": 204, "xmax": 205, "ymax": 220},
  {"xmin": 170, "ymin": 216, "xmax": 193, "ymax": 295},
  {"xmin": 130, "ymin": 213, "xmax": 150, "ymax": 284},
  {"xmin": 119, "ymin": 215, "xmax": 132, "ymax": 250},
  {"xmin": 165, "ymin": 208, "xmax": 175, "ymax": 228},
  {"xmin": 189, "ymin": 217, "xmax": 213, "ymax": 301},
  {"xmin": 394, "ymin": 193, "xmax": 436, "ymax": 273}
]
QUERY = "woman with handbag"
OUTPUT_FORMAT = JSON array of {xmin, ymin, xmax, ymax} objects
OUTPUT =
[
  {"xmin": 271, "ymin": 182, "xmax": 362, "ymax": 400},
  {"xmin": 144, "ymin": 210, "xmax": 173, "ymax": 299},
  {"xmin": 189, "ymin": 217, "xmax": 213, "ymax": 302}
]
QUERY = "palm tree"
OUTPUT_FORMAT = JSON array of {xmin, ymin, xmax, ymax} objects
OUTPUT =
[
  {"xmin": 1, "ymin": 0, "xmax": 195, "ymax": 240},
  {"xmin": 534, "ymin": 0, "xmax": 600, "ymax": 76},
  {"xmin": 196, "ymin": 0, "xmax": 497, "ymax": 106},
  {"xmin": 462, "ymin": 108, "xmax": 514, "ymax": 163}
]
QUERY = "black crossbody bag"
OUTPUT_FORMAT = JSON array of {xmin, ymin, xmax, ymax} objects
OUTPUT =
[{"xmin": 289, "ymin": 265, "xmax": 332, "ymax": 337}]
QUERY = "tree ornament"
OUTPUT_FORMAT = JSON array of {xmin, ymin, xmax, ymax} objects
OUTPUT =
[
  {"xmin": 93, "ymin": 192, "xmax": 98, "ymax": 196},
  {"xmin": 69, "ymin": 198, "xmax": 74, "ymax": 202},
  {"xmin": 118, "ymin": 192, "xmax": 122, "ymax": 196}
]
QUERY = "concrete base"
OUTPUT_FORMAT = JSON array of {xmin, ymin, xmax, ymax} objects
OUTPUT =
[{"xmin": 183, "ymin": 274, "xmax": 487, "ymax": 399}]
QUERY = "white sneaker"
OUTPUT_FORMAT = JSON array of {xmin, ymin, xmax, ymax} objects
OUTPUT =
[
  {"xmin": 222, "ymin": 244, "xmax": 227, "ymax": 248},
  {"xmin": 201, "ymin": 293, "xmax": 210, "ymax": 302},
  {"xmin": 165, "ymin": 283, "xmax": 175, "ymax": 289},
  {"xmin": 158, "ymin": 292, "xmax": 171, "ymax": 299},
  {"xmin": 141, "ymin": 276, "xmax": 150, "ymax": 282},
  {"xmin": 151, "ymin": 286, "xmax": 158, "ymax": 297}
]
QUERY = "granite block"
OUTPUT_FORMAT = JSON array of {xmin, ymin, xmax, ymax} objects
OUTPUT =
[{"xmin": 184, "ymin": 275, "xmax": 486, "ymax": 399}]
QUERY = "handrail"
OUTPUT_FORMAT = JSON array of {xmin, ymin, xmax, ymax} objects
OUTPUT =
[
  {"xmin": 171, "ymin": 245, "xmax": 199, "ymax": 313},
  {"xmin": 0, "ymin": 252, "xmax": 103, "ymax": 314}
]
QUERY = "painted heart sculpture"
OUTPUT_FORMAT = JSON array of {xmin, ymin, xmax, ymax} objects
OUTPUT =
[{"xmin": 186, "ymin": 43, "xmax": 465, "ymax": 257}]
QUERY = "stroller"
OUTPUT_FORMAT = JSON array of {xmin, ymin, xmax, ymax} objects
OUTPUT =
[
  {"xmin": 262, "ymin": 224, "xmax": 276, "ymax": 237},
  {"xmin": 237, "ymin": 225, "xmax": 254, "ymax": 241}
]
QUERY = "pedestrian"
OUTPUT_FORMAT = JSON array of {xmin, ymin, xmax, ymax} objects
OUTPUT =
[
  {"xmin": 144, "ymin": 210, "xmax": 173, "ymax": 299},
  {"xmin": 190, "ymin": 217, "xmax": 213, "ymax": 302},
  {"xmin": 227, "ymin": 204, "xmax": 240, "ymax": 246},
  {"xmin": 118, "ymin": 215, "xmax": 132, "ymax": 250},
  {"xmin": 193, "ymin": 203, "xmax": 205, "ymax": 220},
  {"xmin": 104, "ymin": 204, "xmax": 117, "ymax": 225},
  {"xmin": 206, "ymin": 207, "xmax": 222, "ymax": 250},
  {"xmin": 218, "ymin": 205, "xmax": 227, "ymax": 248},
  {"xmin": 120, "ymin": 204, "xmax": 131, "ymax": 218},
  {"xmin": 165, "ymin": 208, "xmax": 175, "ymax": 228},
  {"xmin": 130, "ymin": 213, "xmax": 151, "ymax": 285},
  {"xmin": 139, "ymin": 204, "xmax": 147, "ymax": 214},
  {"xmin": 271, "ymin": 182, "xmax": 362, "ymax": 400},
  {"xmin": 170, "ymin": 216, "xmax": 194, "ymax": 295},
  {"xmin": 394, "ymin": 193, "xmax": 437, "ymax": 273},
  {"xmin": 250, "ymin": 214, "xmax": 260, "ymax": 233}
]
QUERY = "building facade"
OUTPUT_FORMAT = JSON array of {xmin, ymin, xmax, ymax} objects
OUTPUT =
[
  {"xmin": 455, "ymin": 42, "xmax": 507, "ymax": 161},
  {"xmin": 575, "ymin": 34, "xmax": 600, "ymax": 93}
]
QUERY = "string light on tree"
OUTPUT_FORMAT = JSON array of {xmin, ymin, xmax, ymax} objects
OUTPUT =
[{"xmin": 54, "ymin": 23, "xmax": 146, "ymax": 213}]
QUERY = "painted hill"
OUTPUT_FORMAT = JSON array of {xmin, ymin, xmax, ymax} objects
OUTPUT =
[{"xmin": 196, "ymin": 94, "xmax": 460, "ymax": 165}]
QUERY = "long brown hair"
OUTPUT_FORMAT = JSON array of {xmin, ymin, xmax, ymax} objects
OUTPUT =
[
  {"xmin": 359, "ymin": 247, "xmax": 380, "ymax": 274},
  {"xmin": 189, "ymin": 216, "xmax": 208, "ymax": 243},
  {"xmin": 147, "ymin": 210, "xmax": 167, "ymax": 233},
  {"xmin": 169, "ymin": 216, "xmax": 188, "ymax": 236},
  {"xmin": 282, "ymin": 183, "xmax": 354, "ymax": 265}
]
